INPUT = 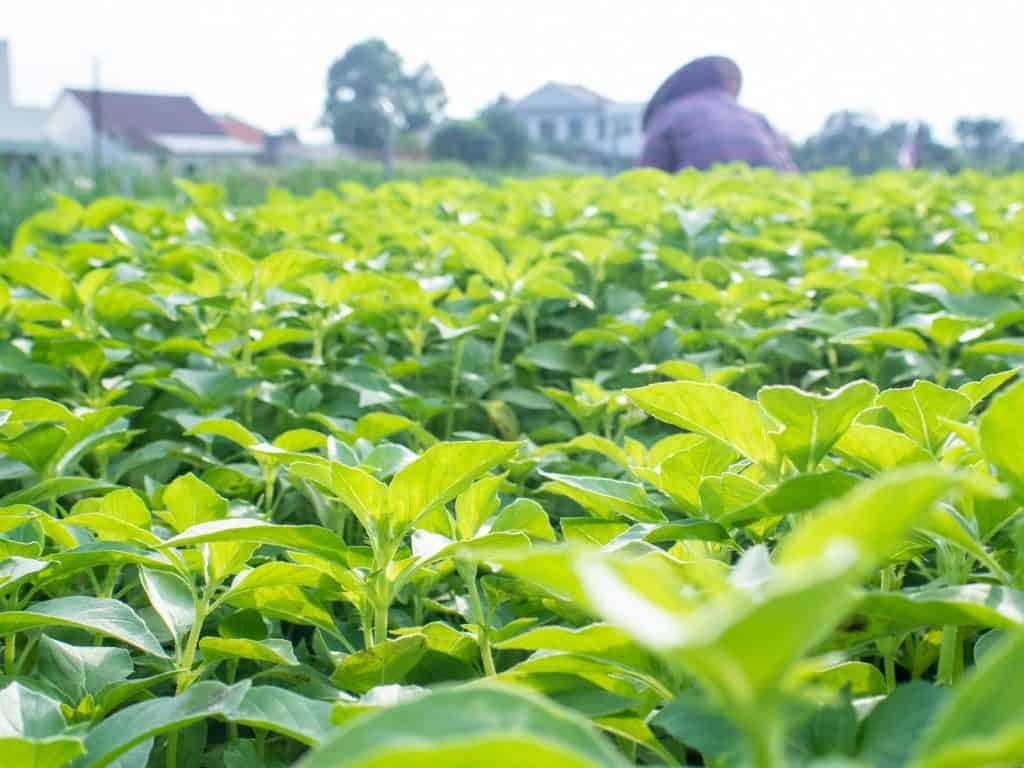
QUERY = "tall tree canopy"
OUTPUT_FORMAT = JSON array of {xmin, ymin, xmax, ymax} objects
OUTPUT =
[{"xmin": 324, "ymin": 39, "xmax": 447, "ymax": 149}]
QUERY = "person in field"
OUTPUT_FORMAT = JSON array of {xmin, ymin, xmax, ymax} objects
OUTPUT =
[{"xmin": 639, "ymin": 55, "xmax": 796, "ymax": 172}]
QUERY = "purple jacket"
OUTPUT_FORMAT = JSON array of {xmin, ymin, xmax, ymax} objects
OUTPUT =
[{"xmin": 639, "ymin": 88, "xmax": 795, "ymax": 173}]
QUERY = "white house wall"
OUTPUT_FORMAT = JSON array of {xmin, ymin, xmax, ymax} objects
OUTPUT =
[
  {"xmin": 518, "ymin": 103, "xmax": 645, "ymax": 159},
  {"xmin": 46, "ymin": 93, "xmax": 139, "ymax": 168}
]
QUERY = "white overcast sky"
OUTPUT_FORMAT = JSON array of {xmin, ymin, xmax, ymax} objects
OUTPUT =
[{"xmin": 2, "ymin": 1, "xmax": 1021, "ymax": 141}]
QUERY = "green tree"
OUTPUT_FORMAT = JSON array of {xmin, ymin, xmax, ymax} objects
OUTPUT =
[
  {"xmin": 324, "ymin": 39, "xmax": 447, "ymax": 149},
  {"xmin": 955, "ymin": 117, "xmax": 1014, "ymax": 171},
  {"xmin": 429, "ymin": 120, "xmax": 500, "ymax": 166},
  {"xmin": 480, "ymin": 98, "xmax": 530, "ymax": 167}
]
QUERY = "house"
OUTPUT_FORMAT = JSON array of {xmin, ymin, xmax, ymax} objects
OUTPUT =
[
  {"xmin": 0, "ymin": 40, "xmax": 50, "ymax": 164},
  {"xmin": 265, "ymin": 126, "xmax": 353, "ymax": 167},
  {"xmin": 215, "ymin": 114, "xmax": 266, "ymax": 153},
  {"xmin": 512, "ymin": 82, "xmax": 645, "ymax": 160},
  {"xmin": 47, "ymin": 88, "xmax": 262, "ymax": 170}
]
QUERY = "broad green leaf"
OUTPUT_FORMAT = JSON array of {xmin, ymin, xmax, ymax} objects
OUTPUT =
[
  {"xmin": 980, "ymin": 379, "xmax": 1024, "ymax": 497},
  {"xmin": 0, "ymin": 681, "xmax": 76, "ymax": 737},
  {"xmin": 877, "ymin": 381, "xmax": 972, "ymax": 454},
  {"xmin": 757, "ymin": 380, "xmax": 878, "ymax": 470},
  {"xmin": 0, "ymin": 737, "xmax": 84, "ymax": 768},
  {"xmin": 833, "ymin": 326, "xmax": 928, "ymax": 352},
  {"xmin": 573, "ymin": 548, "xmax": 857, "ymax": 706},
  {"xmin": 225, "ymin": 584, "xmax": 336, "ymax": 637},
  {"xmin": 834, "ymin": 424, "xmax": 933, "ymax": 474},
  {"xmin": 74, "ymin": 681, "xmax": 248, "ymax": 768},
  {"xmin": 911, "ymin": 631, "xmax": 1024, "ymax": 768},
  {"xmin": 98, "ymin": 489, "xmax": 150, "ymax": 528},
  {"xmin": 490, "ymin": 499, "xmax": 557, "ymax": 541},
  {"xmin": 455, "ymin": 472, "xmax": 505, "ymax": 540},
  {"xmin": 199, "ymin": 637, "xmax": 299, "ymax": 666},
  {"xmin": 62, "ymin": 512, "xmax": 161, "ymax": 548},
  {"xmin": 698, "ymin": 472, "xmax": 766, "ymax": 521},
  {"xmin": 224, "ymin": 684, "xmax": 335, "ymax": 746},
  {"xmin": 290, "ymin": 460, "xmax": 387, "ymax": 532},
  {"xmin": 139, "ymin": 568, "xmax": 195, "ymax": 647},
  {"xmin": 0, "ymin": 556, "xmax": 51, "ymax": 598},
  {"xmin": 36, "ymin": 636, "xmax": 134, "ymax": 705},
  {"xmin": 860, "ymin": 682, "xmax": 946, "ymax": 768},
  {"xmin": 564, "ymin": 434, "xmax": 632, "ymax": 470},
  {"xmin": 159, "ymin": 473, "xmax": 228, "ymax": 533},
  {"xmin": 625, "ymin": 381, "xmax": 778, "ymax": 467},
  {"xmin": 221, "ymin": 562, "xmax": 328, "ymax": 603},
  {"xmin": 297, "ymin": 682, "xmax": 630, "ymax": 768},
  {"xmin": 779, "ymin": 466, "xmax": 962, "ymax": 573},
  {"xmin": 387, "ymin": 441, "xmax": 520, "ymax": 532},
  {"xmin": 814, "ymin": 660, "xmax": 887, "ymax": 697},
  {"xmin": 494, "ymin": 623, "xmax": 657, "ymax": 676},
  {"xmin": 560, "ymin": 518, "xmax": 630, "ymax": 546},
  {"xmin": 161, "ymin": 519, "xmax": 348, "ymax": 566},
  {"xmin": 652, "ymin": 687, "xmax": 741, "ymax": 762},
  {"xmin": 958, "ymin": 368, "xmax": 1017, "ymax": 407},
  {"xmin": 0, "ymin": 477, "xmax": 117, "ymax": 506},
  {"xmin": 541, "ymin": 473, "xmax": 664, "ymax": 523},
  {"xmin": 185, "ymin": 418, "xmax": 261, "ymax": 448},
  {"xmin": 1, "ymin": 259, "xmax": 75, "ymax": 304},
  {"xmin": 0, "ymin": 597, "xmax": 167, "ymax": 657},
  {"xmin": 0, "ymin": 682, "xmax": 84, "ymax": 768},
  {"xmin": 641, "ymin": 436, "xmax": 736, "ymax": 511},
  {"xmin": 721, "ymin": 470, "xmax": 861, "ymax": 526},
  {"xmin": 856, "ymin": 584, "xmax": 1024, "ymax": 630},
  {"xmin": 331, "ymin": 635, "xmax": 428, "ymax": 694}
]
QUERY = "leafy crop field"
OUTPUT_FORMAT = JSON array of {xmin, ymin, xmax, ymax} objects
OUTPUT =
[{"xmin": 2, "ymin": 168, "xmax": 1024, "ymax": 768}]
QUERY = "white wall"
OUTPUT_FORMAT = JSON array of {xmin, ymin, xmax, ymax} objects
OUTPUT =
[
  {"xmin": 0, "ymin": 40, "xmax": 11, "ymax": 108},
  {"xmin": 46, "ymin": 92, "xmax": 138, "ymax": 167},
  {"xmin": 522, "ymin": 106, "xmax": 642, "ymax": 158}
]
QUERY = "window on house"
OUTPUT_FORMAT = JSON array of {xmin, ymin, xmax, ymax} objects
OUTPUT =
[
  {"xmin": 616, "ymin": 118, "xmax": 634, "ymax": 137},
  {"xmin": 539, "ymin": 119, "xmax": 556, "ymax": 142},
  {"xmin": 597, "ymin": 117, "xmax": 607, "ymax": 140},
  {"xmin": 569, "ymin": 116, "xmax": 584, "ymax": 142}
]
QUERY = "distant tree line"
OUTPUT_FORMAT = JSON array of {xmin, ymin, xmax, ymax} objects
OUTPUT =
[
  {"xmin": 324, "ymin": 40, "xmax": 1024, "ymax": 175},
  {"xmin": 323, "ymin": 39, "xmax": 530, "ymax": 169},
  {"xmin": 791, "ymin": 113, "xmax": 1024, "ymax": 174}
]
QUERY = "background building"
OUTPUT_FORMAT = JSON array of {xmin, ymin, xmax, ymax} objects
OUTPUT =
[
  {"xmin": 46, "ymin": 89, "xmax": 261, "ymax": 171},
  {"xmin": 0, "ymin": 40, "xmax": 49, "ymax": 165},
  {"xmin": 512, "ymin": 82, "xmax": 644, "ymax": 160}
]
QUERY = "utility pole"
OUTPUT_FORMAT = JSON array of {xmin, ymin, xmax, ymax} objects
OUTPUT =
[
  {"xmin": 383, "ymin": 109, "xmax": 394, "ymax": 182},
  {"xmin": 380, "ymin": 96, "xmax": 395, "ymax": 182},
  {"xmin": 92, "ymin": 56, "xmax": 103, "ymax": 188}
]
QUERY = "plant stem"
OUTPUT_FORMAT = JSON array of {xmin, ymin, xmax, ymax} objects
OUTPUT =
[
  {"xmin": 263, "ymin": 469, "xmax": 276, "ymax": 518},
  {"xmin": 445, "ymin": 338, "xmax": 465, "ymax": 439},
  {"xmin": 460, "ymin": 563, "xmax": 496, "ymax": 676},
  {"xmin": 167, "ymin": 595, "xmax": 207, "ymax": 768},
  {"xmin": 226, "ymin": 659, "xmax": 239, "ymax": 740},
  {"xmin": 491, "ymin": 306, "xmax": 515, "ymax": 374},
  {"xmin": 4, "ymin": 633, "xmax": 14, "ymax": 676},
  {"xmin": 746, "ymin": 717, "xmax": 785, "ymax": 768},
  {"xmin": 937, "ymin": 546, "xmax": 964, "ymax": 686},
  {"xmin": 361, "ymin": 608, "xmax": 374, "ymax": 650},
  {"xmin": 879, "ymin": 566, "xmax": 898, "ymax": 691},
  {"xmin": 166, "ymin": 732, "xmax": 179, "ymax": 768},
  {"xmin": 937, "ymin": 625, "xmax": 958, "ymax": 686},
  {"xmin": 373, "ymin": 601, "xmax": 389, "ymax": 646}
]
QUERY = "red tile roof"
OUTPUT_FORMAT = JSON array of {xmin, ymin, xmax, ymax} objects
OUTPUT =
[{"xmin": 216, "ymin": 115, "xmax": 265, "ymax": 147}]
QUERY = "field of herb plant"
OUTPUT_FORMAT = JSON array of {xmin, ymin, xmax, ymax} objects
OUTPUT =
[{"xmin": 1, "ymin": 167, "xmax": 1024, "ymax": 768}]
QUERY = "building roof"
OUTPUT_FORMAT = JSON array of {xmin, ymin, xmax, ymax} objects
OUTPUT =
[
  {"xmin": 216, "ymin": 114, "xmax": 265, "ymax": 147},
  {"xmin": 514, "ymin": 82, "xmax": 610, "ymax": 112},
  {"xmin": 67, "ymin": 89, "xmax": 224, "ymax": 151}
]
